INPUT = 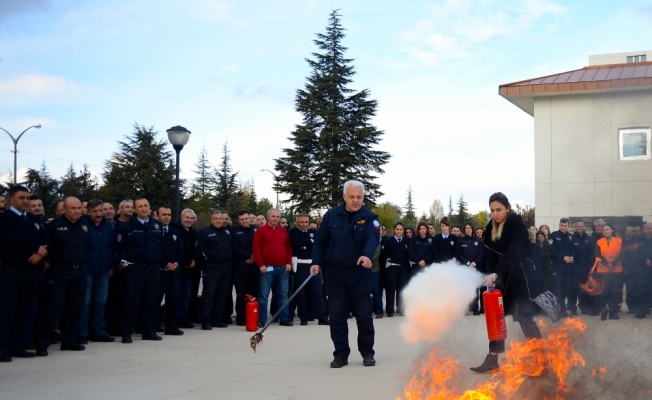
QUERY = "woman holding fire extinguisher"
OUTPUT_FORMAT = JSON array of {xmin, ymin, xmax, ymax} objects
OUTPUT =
[{"xmin": 470, "ymin": 192, "xmax": 561, "ymax": 373}]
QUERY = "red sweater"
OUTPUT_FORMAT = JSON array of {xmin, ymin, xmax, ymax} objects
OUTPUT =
[{"xmin": 253, "ymin": 223, "xmax": 292, "ymax": 267}]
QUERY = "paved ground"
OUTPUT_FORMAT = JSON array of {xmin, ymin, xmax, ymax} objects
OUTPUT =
[{"xmin": 0, "ymin": 311, "xmax": 650, "ymax": 400}]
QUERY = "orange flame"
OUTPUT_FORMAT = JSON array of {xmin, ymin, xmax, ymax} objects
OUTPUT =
[
  {"xmin": 399, "ymin": 318, "xmax": 589, "ymax": 400},
  {"xmin": 580, "ymin": 259, "xmax": 606, "ymax": 295}
]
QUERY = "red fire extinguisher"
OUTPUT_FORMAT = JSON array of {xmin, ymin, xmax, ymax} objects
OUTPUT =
[
  {"xmin": 244, "ymin": 294, "xmax": 259, "ymax": 332},
  {"xmin": 483, "ymin": 287, "xmax": 507, "ymax": 341}
]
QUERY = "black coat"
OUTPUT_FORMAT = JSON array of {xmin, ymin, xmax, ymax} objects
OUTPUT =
[
  {"xmin": 431, "ymin": 234, "xmax": 459, "ymax": 263},
  {"xmin": 0, "ymin": 210, "xmax": 48, "ymax": 268},
  {"xmin": 457, "ymin": 236, "xmax": 485, "ymax": 272},
  {"xmin": 160, "ymin": 225, "xmax": 185, "ymax": 271},
  {"xmin": 382, "ymin": 236, "xmax": 411, "ymax": 266},
  {"xmin": 483, "ymin": 213, "xmax": 547, "ymax": 312},
  {"xmin": 408, "ymin": 235, "xmax": 434, "ymax": 265}
]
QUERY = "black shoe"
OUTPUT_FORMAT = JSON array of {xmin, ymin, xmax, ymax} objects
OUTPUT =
[
  {"xmin": 165, "ymin": 329, "xmax": 184, "ymax": 336},
  {"xmin": 609, "ymin": 313, "xmax": 620, "ymax": 320},
  {"xmin": 212, "ymin": 322, "xmax": 228, "ymax": 328},
  {"xmin": 142, "ymin": 333, "xmax": 163, "ymax": 341},
  {"xmin": 470, "ymin": 354, "xmax": 499, "ymax": 373},
  {"xmin": 201, "ymin": 323, "xmax": 212, "ymax": 330},
  {"xmin": 0, "ymin": 355, "xmax": 11, "ymax": 362},
  {"xmin": 236, "ymin": 321, "xmax": 246, "ymax": 327},
  {"xmin": 258, "ymin": 322, "xmax": 265, "ymax": 328},
  {"xmin": 36, "ymin": 349, "xmax": 48, "ymax": 357},
  {"xmin": 155, "ymin": 325, "xmax": 165, "ymax": 333},
  {"xmin": 10, "ymin": 349, "xmax": 35, "ymax": 358},
  {"xmin": 635, "ymin": 313, "xmax": 646, "ymax": 319},
  {"xmin": 77, "ymin": 337, "xmax": 88, "ymax": 345},
  {"xmin": 318, "ymin": 319, "xmax": 330, "ymax": 326},
  {"xmin": 122, "ymin": 335, "xmax": 132, "ymax": 344},
  {"xmin": 91, "ymin": 334, "xmax": 115, "ymax": 343},
  {"xmin": 627, "ymin": 309, "xmax": 636, "ymax": 315},
  {"xmin": 178, "ymin": 320, "xmax": 195, "ymax": 329},
  {"xmin": 330, "ymin": 356, "xmax": 348, "ymax": 368},
  {"xmin": 24, "ymin": 342, "xmax": 36, "ymax": 350},
  {"xmin": 363, "ymin": 355, "xmax": 376, "ymax": 367},
  {"xmin": 279, "ymin": 321, "xmax": 294, "ymax": 326},
  {"xmin": 600, "ymin": 308, "xmax": 608, "ymax": 321},
  {"xmin": 60, "ymin": 343, "xmax": 85, "ymax": 351},
  {"xmin": 387, "ymin": 314, "xmax": 394, "ymax": 318},
  {"xmin": 300, "ymin": 321, "xmax": 308, "ymax": 326}
]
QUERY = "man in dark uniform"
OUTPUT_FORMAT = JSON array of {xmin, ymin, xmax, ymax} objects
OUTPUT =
[
  {"xmin": 635, "ymin": 223, "xmax": 652, "ymax": 318},
  {"xmin": 0, "ymin": 186, "xmax": 48, "ymax": 362},
  {"xmin": 622, "ymin": 225, "xmax": 641, "ymax": 315},
  {"xmin": 571, "ymin": 220, "xmax": 593, "ymax": 315},
  {"xmin": 174, "ymin": 208, "xmax": 199, "ymax": 329},
  {"xmin": 115, "ymin": 197, "xmax": 164, "ymax": 343},
  {"xmin": 156, "ymin": 205, "xmax": 184, "ymax": 335},
  {"xmin": 232, "ymin": 209, "xmax": 258, "ymax": 326},
  {"xmin": 197, "ymin": 210, "xmax": 233, "ymax": 330},
  {"xmin": 291, "ymin": 213, "xmax": 328, "ymax": 326},
  {"xmin": 549, "ymin": 218, "xmax": 575, "ymax": 316},
  {"xmin": 221, "ymin": 211, "xmax": 236, "ymax": 325},
  {"xmin": 431, "ymin": 217, "xmax": 458, "ymax": 263},
  {"xmin": 34, "ymin": 197, "xmax": 90, "ymax": 355},
  {"xmin": 311, "ymin": 180, "xmax": 380, "ymax": 368}
]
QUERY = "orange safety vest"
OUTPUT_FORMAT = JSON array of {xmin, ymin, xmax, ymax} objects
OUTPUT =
[{"xmin": 596, "ymin": 237, "xmax": 623, "ymax": 273}]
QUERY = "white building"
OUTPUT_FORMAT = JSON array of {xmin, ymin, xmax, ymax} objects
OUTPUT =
[{"xmin": 500, "ymin": 51, "xmax": 652, "ymax": 230}]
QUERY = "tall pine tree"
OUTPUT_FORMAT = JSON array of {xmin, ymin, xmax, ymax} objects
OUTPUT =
[
  {"xmin": 456, "ymin": 194, "xmax": 470, "ymax": 225},
  {"xmin": 213, "ymin": 142, "xmax": 238, "ymax": 211},
  {"xmin": 100, "ymin": 123, "xmax": 177, "ymax": 206},
  {"xmin": 23, "ymin": 162, "xmax": 60, "ymax": 214},
  {"xmin": 275, "ymin": 10, "xmax": 390, "ymax": 213},
  {"xmin": 404, "ymin": 185, "xmax": 417, "ymax": 226},
  {"xmin": 191, "ymin": 145, "xmax": 214, "ymax": 197},
  {"xmin": 59, "ymin": 164, "xmax": 99, "ymax": 199}
]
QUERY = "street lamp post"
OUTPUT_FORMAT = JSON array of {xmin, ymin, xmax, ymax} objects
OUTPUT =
[
  {"xmin": 166, "ymin": 126, "xmax": 191, "ymax": 220},
  {"xmin": 260, "ymin": 168, "xmax": 279, "ymax": 207},
  {"xmin": 0, "ymin": 124, "xmax": 42, "ymax": 185}
]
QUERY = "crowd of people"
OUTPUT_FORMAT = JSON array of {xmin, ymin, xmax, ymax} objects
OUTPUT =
[{"xmin": 1, "ymin": 184, "xmax": 650, "ymax": 365}]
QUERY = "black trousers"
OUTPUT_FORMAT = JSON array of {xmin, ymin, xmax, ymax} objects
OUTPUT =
[
  {"xmin": 324, "ymin": 267, "xmax": 374, "ymax": 359},
  {"xmin": 234, "ymin": 261, "xmax": 260, "ymax": 324},
  {"xmin": 489, "ymin": 299, "xmax": 541, "ymax": 353},
  {"xmin": 598, "ymin": 274, "xmax": 624, "ymax": 313},
  {"xmin": 628, "ymin": 270, "xmax": 652, "ymax": 314},
  {"xmin": 0, "ymin": 265, "xmax": 39, "ymax": 357},
  {"xmin": 553, "ymin": 267, "xmax": 573, "ymax": 313},
  {"xmin": 158, "ymin": 269, "xmax": 180, "ymax": 331},
  {"xmin": 122, "ymin": 262, "xmax": 159, "ymax": 335},
  {"xmin": 201, "ymin": 262, "xmax": 232, "ymax": 324},
  {"xmin": 577, "ymin": 265, "xmax": 596, "ymax": 313},
  {"xmin": 222, "ymin": 262, "xmax": 237, "ymax": 323},
  {"xmin": 105, "ymin": 270, "xmax": 127, "ymax": 336},
  {"xmin": 385, "ymin": 263, "xmax": 410, "ymax": 315},
  {"xmin": 295, "ymin": 263, "xmax": 327, "ymax": 322},
  {"xmin": 34, "ymin": 265, "xmax": 87, "ymax": 350},
  {"xmin": 188, "ymin": 267, "xmax": 202, "ymax": 323}
]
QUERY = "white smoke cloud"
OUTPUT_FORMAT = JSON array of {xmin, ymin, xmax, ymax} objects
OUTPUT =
[{"xmin": 400, "ymin": 262, "xmax": 485, "ymax": 344}]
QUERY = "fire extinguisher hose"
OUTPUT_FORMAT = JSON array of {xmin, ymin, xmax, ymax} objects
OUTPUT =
[{"xmin": 250, "ymin": 272, "xmax": 317, "ymax": 352}]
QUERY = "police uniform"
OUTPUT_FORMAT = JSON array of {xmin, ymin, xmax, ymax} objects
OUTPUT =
[
  {"xmin": 312, "ymin": 203, "xmax": 380, "ymax": 362},
  {"xmin": 549, "ymin": 230, "xmax": 575, "ymax": 315},
  {"xmin": 105, "ymin": 217, "xmax": 130, "ymax": 336},
  {"xmin": 290, "ymin": 226, "xmax": 328, "ymax": 324},
  {"xmin": 158, "ymin": 224, "xmax": 184, "ymax": 334},
  {"xmin": 431, "ymin": 233, "xmax": 458, "ymax": 263},
  {"xmin": 457, "ymin": 235, "xmax": 486, "ymax": 313},
  {"xmin": 571, "ymin": 232, "xmax": 593, "ymax": 314},
  {"xmin": 34, "ymin": 215, "xmax": 91, "ymax": 352},
  {"xmin": 0, "ymin": 207, "xmax": 48, "ymax": 360},
  {"xmin": 408, "ymin": 234, "xmax": 434, "ymax": 275},
  {"xmin": 197, "ymin": 224, "xmax": 233, "ymax": 328},
  {"xmin": 382, "ymin": 236, "xmax": 411, "ymax": 316},
  {"xmin": 115, "ymin": 216, "xmax": 163, "ymax": 340},
  {"xmin": 232, "ymin": 224, "xmax": 257, "ymax": 326},
  {"xmin": 173, "ymin": 221, "xmax": 199, "ymax": 327}
]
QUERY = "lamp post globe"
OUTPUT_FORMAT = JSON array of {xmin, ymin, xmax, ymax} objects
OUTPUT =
[{"xmin": 166, "ymin": 125, "xmax": 191, "ymax": 220}]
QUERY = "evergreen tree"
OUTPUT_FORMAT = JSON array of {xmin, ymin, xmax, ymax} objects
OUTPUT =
[
  {"xmin": 275, "ymin": 10, "xmax": 390, "ymax": 213},
  {"xmin": 456, "ymin": 194, "xmax": 470, "ymax": 225},
  {"xmin": 23, "ymin": 162, "xmax": 60, "ymax": 214},
  {"xmin": 256, "ymin": 197, "xmax": 274, "ymax": 215},
  {"xmin": 100, "ymin": 123, "xmax": 177, "ymax": 206},
  {"xmin": 448, "ymin": 195, "xmax": 454, "ymax": 219},
  {"xmin": 59, "ymin": 164, "xmax": 99, "ymax": 199},
  {"xmin": 192, "ymin": 145, "xmax": 214, "ymax": 197},
  {"xmin": 244, "ymin": 179, "xmax": 259, "ymax": 214},
  {"xmin": 213, "ymin": 142, "xmax": 238, "ymax": 211},
  {"xmin": 404, "ymin": 185, "xmax": 417, "ymax": 226},
  {"xmin": 419, "ymin": 211, "xmax": 428, "ymax": 223}
]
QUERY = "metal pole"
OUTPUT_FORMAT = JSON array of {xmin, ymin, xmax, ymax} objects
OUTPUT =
[
  {"xmin": 13, "ymin": 141, "xmax": 18, "ymax": 185},
  {"xmin": 175, "ymin": 148, "xmax": 181, "ymax": 221}
]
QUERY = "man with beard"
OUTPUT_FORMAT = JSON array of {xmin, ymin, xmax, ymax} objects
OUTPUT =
[{"xmin": 28, "ymin": 195, "xmax": 47, "ymax": 224}]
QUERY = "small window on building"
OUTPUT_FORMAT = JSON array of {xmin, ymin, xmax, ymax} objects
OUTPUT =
[
  {"xmin": 627, "ymin": 55, "xmax": 647, "ymax": 63},
  {"xmin": 619, "ymin": 128, "xmax": 651, "ymax": 160}
]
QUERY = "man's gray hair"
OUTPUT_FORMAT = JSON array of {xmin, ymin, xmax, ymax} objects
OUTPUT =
[
  {"xmin": 210, "ymin": 210, "xmax": 223, "ymax": 217},
  {"xmin": 181, "ymin": 208, "xmax": 196, "ymax": 219},
  {"xmin": 267, "ymin": 207, "xmax": 280, "ymax": 217},
  {"xmin": 594, "ymin": 218, "xmax": 605, "ymax": 226},
  {"xmin": 343, "ymin": 180, "xmax": 365, "ymax": 194},
  {"xmin": 560, "ymin": 217, "xmax": 570, "ymax": 224},
  {"xmin": 119, "ymin": 199, "xmax": 134, "ymax": 210}
]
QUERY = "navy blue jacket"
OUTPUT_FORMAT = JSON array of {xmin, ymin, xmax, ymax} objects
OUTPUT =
[
  {"xmin": 115, "ymin": 217, "xmax": 163, "ymax": 264},
  {"xmin": 232, "ymin": 226, "xmax": 256, "ymax": 263},
  {"xmin": 571, "ymin": 232, "xmax": 593, "ymax": 271},
  {"xmin": 0, "ymin": 209, "xmax": 48, "ymax": 268},
  {"xmin": 197, "ymin": 225, "xmax": 233, "ymax": 265},
  {"xmin": 289, "ymin": 227, "xmax": 315, "ymax": 260},
  {"xmin": 80, "ymin": 215, "xmax": 116, "ymax": 274},
  {"xmin": 383, "ymin": 236, "xmax": 411, "ymax": 266},
  {"xmin": 408, "ymin": 235, "xmax": 434, "ymax": 265},
  {"xmin": 549, "ymin": 230, "xmax": 574, "ymax": 269},
  {"xmin": 46, "ymin": 215, "xmax": 91, "ymax": 266},
  {"xmin": 312, "ymin": 203, "xmax": 380, "ymax": 270},
  {"xmin": 160, "ymin": 225, "xmax": 185, "ymax": 271},
  {"xmin": 431, "ymin": 234, "xmax": 459, "ymax": 263},
  {"xmin": 457, "ymin": 236, "xmax": 485, "ymax": 271}
]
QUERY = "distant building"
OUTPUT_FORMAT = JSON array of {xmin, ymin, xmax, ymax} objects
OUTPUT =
[{"xmin": 499, "ymin": 51, "xmax": 652, "ymax": 232}]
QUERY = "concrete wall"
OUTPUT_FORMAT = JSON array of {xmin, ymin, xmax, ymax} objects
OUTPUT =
[
  {"xmin": 589, "ymin": 50, "xmax": 652, "ymax": 66},
  {"xmin": 534, "ymin": 89, "xmax": 652, "ymax": 229}
]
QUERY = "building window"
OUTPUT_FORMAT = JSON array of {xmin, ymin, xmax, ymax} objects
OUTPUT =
[
  {"xmin": 619, "ymin": 128, "xmax": 651, "ymax": 160},
  {"xmin": 627, "ymin": 55, "xmax": 647, "ymax": 63}
]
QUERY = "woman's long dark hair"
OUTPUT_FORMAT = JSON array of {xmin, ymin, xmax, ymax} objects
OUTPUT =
[{"xmin": 463, "ymin": 222, "xmax": 475, "ymax": 238}]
